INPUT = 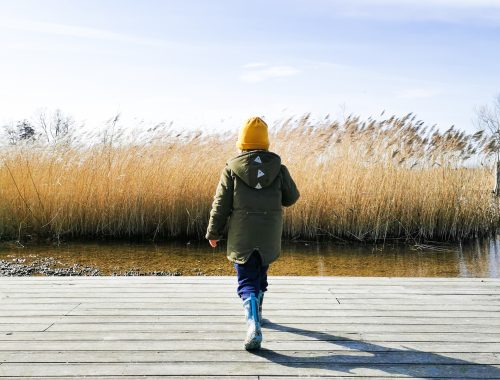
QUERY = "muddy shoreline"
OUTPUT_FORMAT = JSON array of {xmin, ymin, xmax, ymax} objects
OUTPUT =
[{"xmin": 0, "ymin": 257, "xmax": 183, "ymax": 277}]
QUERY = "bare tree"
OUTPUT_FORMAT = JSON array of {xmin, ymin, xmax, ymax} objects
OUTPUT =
[
  {"xmin": 3, "ymin": 120, "xmax": 36, "ymax": 145},
  {"xmin": 37, "ymin": 109, "xmax": 76, "ymax": 145},
  {"xmin": 476, "ymin": 94, "xmax": 500, "ymax": 195},
  {"xmin": 18, "ymin": 120, "xmax": 36, "ymax": 141}
]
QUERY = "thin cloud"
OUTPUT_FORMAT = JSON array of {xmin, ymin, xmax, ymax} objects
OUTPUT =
[
  {"xmin": 242, "ymin": 62, "xmax": 268, "ymax": 69},
  {"xmin": 241, "ymin": 64, "xmax": 300, "ymax": 83},
  {"xmin": 0, "ymin": 18, "xmax": 171, "ymax": 47}
]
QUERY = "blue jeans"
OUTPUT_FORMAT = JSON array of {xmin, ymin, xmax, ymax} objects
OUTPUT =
[{"xmin": 234, "ymin": 250, "xmax": 269, "ymax": 300}]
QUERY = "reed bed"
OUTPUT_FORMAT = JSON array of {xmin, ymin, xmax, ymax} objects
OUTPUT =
[{"xmin": 0, "ymin": 113, "xmax": 497, "ymax": 243}]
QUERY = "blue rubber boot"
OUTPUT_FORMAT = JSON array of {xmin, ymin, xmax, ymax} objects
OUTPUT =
[
  {"xmin": 242, "ymin": 293, "xmax": 262, "ymax": 350},
  {"xmin": 257, "ymin": 290, "xmax": 265, "ymax": 326}
]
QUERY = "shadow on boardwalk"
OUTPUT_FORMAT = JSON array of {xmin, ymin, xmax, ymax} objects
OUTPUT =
[{"xmin": 252, "ymin": 321, "xmax": 500, "ymax": 379}]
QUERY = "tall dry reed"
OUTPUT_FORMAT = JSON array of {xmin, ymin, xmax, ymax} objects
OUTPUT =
[{"xmin": 0, "ymin": 113, "xmax": 497, "ymax": 243}]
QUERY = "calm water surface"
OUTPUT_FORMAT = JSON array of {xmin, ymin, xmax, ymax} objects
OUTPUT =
[{"xmin": 1, "ymin": 237, "xmax": 499, "ymax": 277}]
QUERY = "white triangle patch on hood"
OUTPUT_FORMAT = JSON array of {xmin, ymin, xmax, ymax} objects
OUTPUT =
[{"xmin": 227, "ymin": 151, "xmax": 281, "ymax": 189}]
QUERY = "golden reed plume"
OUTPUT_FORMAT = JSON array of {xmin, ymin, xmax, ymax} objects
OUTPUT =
[{"xmin": 0, "ymin": 113, "xmax": 496, "ymax": 243}]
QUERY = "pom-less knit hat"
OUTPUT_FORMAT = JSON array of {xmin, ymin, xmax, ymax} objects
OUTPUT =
[{"xmin": 236, "ymin": 117, "xmax": 270, "ymax": 150}]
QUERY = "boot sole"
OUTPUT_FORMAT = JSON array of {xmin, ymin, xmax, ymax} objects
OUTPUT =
[{"xmin": 244, "ymin": 338, "xmax": 262, "ymax": 351}]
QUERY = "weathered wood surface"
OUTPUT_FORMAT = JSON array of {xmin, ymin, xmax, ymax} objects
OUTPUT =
[{"xmin": 0, "ymin": 276, "xmax": 499, "ymax": 378}]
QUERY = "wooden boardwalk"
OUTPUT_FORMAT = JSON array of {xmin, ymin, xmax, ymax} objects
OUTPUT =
[{"xmin": 1, "ymin": 276, "xmax": 500, "ymax": 379}]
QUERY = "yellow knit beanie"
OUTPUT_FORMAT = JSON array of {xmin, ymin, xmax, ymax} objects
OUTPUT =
[{"xmin": 236, "ymin": 117, "xmax": 270, "ymax": 150}]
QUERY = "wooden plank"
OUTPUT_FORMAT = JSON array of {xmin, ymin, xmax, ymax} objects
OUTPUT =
[
  {"xmin": 4, "ymin": 288, "xmax": 500, "ymax": 296},
  {"xmin": 1, "ymin": 332, "xmax": 498, "ymax": 343},
  {"xmin": 0, "ymin": 377, "xmax": 256, "ymax": 380},
  {"xmin": 25, "ymin": 290, "xmax": 498, "ymax": 298},
  {"xmin": 3, "ymin": 295, "xmax": 499, "ymax": 303},
  {"xmin": 0, "ymin": 324, "xmax": 52, "ymax": 332},
  {"xmin": 3, "ymin": 286, "xmax": 497, "ymax": 295},
  {"xmin": 38, "ymin": 321, "xmax": 500, "ymax": 333},
  {"xmin": 336, "ymin": 298, "xmax": 500, "ymax": 305},
  {"xmin": 4, "ymin": 302, "xmax": 500, "ymax": 312},
  {"xmin": 3, "ymin": 309, "xmax": 499, "ymax": 318},
  {"xmin": 1, "ymin": 315, "xmax": 499, "ymax": 325},
  {"xmin": 262, "ymin": 377, "xmax": 495, "ymax": 380},
  {"xmin": 1, "ymin": 339, "xmax": 499, "ymax": 353},
  {"xmin": 3, "ymin": 287, "xmax": 499, "ymax": 295},
  {"xmin": 11, "ymin": 325, "xmax": 500, "ymax": 338},
  {"xmin": 1, "ymin": 283, "xmax": 498, "ymax": 290},
  {"xmin": 2, "ymin": 331, "xmax": 500, "ymax": 343},
  {"xmin": 0, "ymin": 280, "xmax": 498, "ymax": 289},
  {"xmin": 6, "ymin": 283, "xmax": 497, "ymax": 291},
  {"xmin": 64, "ymin": 304, "xmax": 500, "ymax": 311},
  {"xmin": 0, "ymin": 362, "xmax": 499, "ymax": 378},
  {"xmin": 0, "ymin": 350, "xmax": 498, "ymax": 365},
  {"xmin": 3, "ymin": 280, "xmax": 493, "ymax": 285},
  {"xmin": 3, "ymin": 295, "xmax": 499, "ymax": 304},
  {"xmin": 3, "ymin": 286, "xmax": 500, "ymax": 300},
  {"xmin": 67, "ymin": 308, "xmax": 500, "ymax": 317},
  {"xmin": 0, "ymin": 304, "xmax": 79, "ymax": 311},
  {"xmin": 0, "ymin": 377, "xmax": 426, "ymax": 380},
  {"xmin": 0, "ymin": 275, "xmax": 497, "ymax": 280},
  {"xmin": 259, "ymin": 378, "xmax": 484, "ymax": 380},
  {"xmin": 1, "ymin": 280, "xmax": 497, "ymax": 287}
]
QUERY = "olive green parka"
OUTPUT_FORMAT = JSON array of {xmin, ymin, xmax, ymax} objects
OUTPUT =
[{"xmin": 205, "ymin": 150, "xmax": 300, "ymax": 266}]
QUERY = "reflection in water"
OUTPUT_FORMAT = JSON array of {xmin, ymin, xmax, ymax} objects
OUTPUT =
[
  {"xmin": 0, "ymin": 237, "xmax": 499, "ymax": 277},
  {"xmin": 489, "ymin": 239, "xmax": 500, "ymax": 277},
  {"xmin": 457, "ymin": 242, "xmax": 468, "ymax": 277}
]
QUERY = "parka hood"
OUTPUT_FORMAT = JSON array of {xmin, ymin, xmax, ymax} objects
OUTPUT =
[{"xmin": 228, "ymin": 150, "xmax": 281, "ymax": 189}]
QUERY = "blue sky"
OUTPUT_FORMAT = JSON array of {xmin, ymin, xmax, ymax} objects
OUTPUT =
[{"xmin": 0, "ymin": 0, "xmax": 499, "ymax": 132}]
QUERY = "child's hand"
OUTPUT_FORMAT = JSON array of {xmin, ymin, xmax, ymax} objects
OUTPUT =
[{"xmin": 209, "ymin": 239, "xmax": 218, "ymax": 248}]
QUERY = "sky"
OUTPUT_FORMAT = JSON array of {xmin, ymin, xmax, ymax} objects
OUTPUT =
[{"xmin": 0, "ymin": 0, "xmax": 499, "ymax": 133}]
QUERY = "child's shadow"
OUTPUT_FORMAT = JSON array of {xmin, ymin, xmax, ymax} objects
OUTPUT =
[{"xmin": 251, "ymin": 321, "xmax": 500, "ymax": 379}]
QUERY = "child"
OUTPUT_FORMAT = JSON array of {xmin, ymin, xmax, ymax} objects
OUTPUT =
[{"xmin": 205, "ymin": 116, "xmax": 300, "ymax": 350}]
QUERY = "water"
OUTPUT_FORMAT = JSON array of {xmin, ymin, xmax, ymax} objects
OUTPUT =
[{"xmin": 0, "ymin": 238, "xmax": 499, "ymax": 277}]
